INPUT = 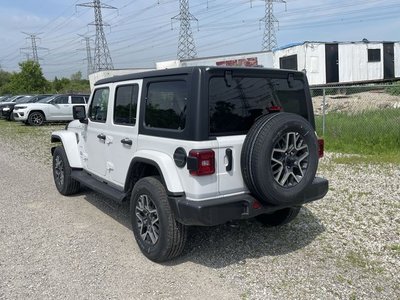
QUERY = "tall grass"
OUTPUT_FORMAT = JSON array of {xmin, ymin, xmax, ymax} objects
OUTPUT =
[{"xmin": 315, "ymin": 109, "xmax": 400, "ymax": 161}]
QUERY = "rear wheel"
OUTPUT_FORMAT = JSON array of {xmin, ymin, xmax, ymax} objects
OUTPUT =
[
  {"xmin": 130, "ymin": 177, "xmax": 187, "ymax": 262},
  {"xmin": 28, "ymin": 111, "xmax": 45, "ymax": 126},
  {"xmin": 256, "ymin": 207, "xmax": 301, "ymax": 227}
]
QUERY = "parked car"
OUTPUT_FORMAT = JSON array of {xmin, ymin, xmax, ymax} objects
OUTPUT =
[
  {"xmin": 51, "ymin": 67, "xmax": 328, "ymax": 262},
  {"xmin": 14, "ymin": 94, "xmax": 89, "ymax": 126},
  {"xmin": 1, "ymin": 94, "xmax": 53, "ymax": 120},
  {"xmin": 0, "ymin": 95, "xmax": 12, "ymax": 102},
  {"xmin": 0, "ymin": 95, "xmax": 28, "ymax": 105}
]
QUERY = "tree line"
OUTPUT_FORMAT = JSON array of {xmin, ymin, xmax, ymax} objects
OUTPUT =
[{"xmin": 0, "ymin": 61, "xmax": 90, "ymax": 95}]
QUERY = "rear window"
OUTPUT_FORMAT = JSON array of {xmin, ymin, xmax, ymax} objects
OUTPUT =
[
  {"xmin": 71, "ymin": 96, "xmax": 86, "ymax": 104},
  {"xmin": 209, "ymin": 76, "xmax": 308, "ymax": 135}
]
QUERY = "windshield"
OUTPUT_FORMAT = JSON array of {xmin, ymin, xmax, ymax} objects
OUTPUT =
[
  {"xmin": 38, "ymin": 95, "xmax": 58, "ymax": 103},
  {"xmin": 16, "ymin": 96, "xmax": 34, "ymax": 104}
]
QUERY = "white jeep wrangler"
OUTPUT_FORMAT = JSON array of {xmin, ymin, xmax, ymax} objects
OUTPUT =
[{"xmin": 51, "ymin": 67, "xmax": 328, "ymax": 262}]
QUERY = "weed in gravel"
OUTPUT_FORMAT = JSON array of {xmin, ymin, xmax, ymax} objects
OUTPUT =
[
  {"xmin": 344, "ymin": 251, "xmax": 385, "ymax": 274},
  {"xmin": 336, "ymin": 274, "xmax": 353, "ymax": 285},
  {"xmin": 386, "ymin": 244, "xmax": 400, "ymax": 254}
]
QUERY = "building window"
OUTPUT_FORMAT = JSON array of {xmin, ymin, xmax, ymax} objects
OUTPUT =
[
  {"xmin": 145, "ymin": 81, "xmax": 187, "ymax": 130},
  {"xmin": 368, "ymin": 49, "xmax": 381, "ymax": 62},
  {"xmin": 279, "ymin": 55, "xmax": 298, "ymax": 70},
  {"xmin": 114, "ymin": 84, "xmax": 139, "ymax": 126}
]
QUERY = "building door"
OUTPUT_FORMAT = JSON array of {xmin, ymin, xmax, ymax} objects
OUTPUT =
[
  {"xmin": 325, "ymin": 43, "xmax": 339, "ymax": 83},
  {"xmin": 383, "ymin": 43, "xmax": 395, "ymax": 79}
]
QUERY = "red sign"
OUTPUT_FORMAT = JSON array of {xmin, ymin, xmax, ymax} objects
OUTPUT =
[{"xmin": 216, "ymin": 57, "xmax": 258, "ymax": 67}]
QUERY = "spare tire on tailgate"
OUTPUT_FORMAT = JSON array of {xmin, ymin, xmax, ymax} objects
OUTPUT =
[{"xmin": 241, "ymin": 112, "xmax": 318, "ymax": 205}]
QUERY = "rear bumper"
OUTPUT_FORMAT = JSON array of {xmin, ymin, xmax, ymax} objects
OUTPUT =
[{"xmin": 169, "ymin": 177, "xmax": 329, "ymax": 226}]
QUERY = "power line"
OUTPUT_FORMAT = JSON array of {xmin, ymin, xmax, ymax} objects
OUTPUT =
[
  {"xmin": 171, "ymin": 0, "xmax": 198, "ymax": 59},
  {"xmin": 77, "ymin": 0, "xmax": 116, "ymax": 71}
]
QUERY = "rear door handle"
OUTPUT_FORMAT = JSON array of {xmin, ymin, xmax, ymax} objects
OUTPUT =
[
  {"xmin": 121, "ymin": 138, "xmax": 132, "ymax": 146},
  {"xmin": 97, "ymin": 133, "xmax": 106, "ymax": 140}
]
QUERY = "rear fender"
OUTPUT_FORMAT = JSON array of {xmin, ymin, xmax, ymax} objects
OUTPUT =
[{"xmin": 130, "ymin": 150, "xmax": 184, "ymax": 194}]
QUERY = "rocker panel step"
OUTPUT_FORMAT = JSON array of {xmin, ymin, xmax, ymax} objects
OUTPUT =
[{"xmin": 71, "ymin": 170, "xmax": 127, "ymax": 203}]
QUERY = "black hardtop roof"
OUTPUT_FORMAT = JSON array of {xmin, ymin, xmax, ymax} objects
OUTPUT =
[{"xmin": 94, "ymin": 66, "xmax": 304, "ymax": 86}]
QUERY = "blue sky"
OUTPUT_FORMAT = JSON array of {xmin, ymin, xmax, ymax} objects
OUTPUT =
[{"xmin": 0, "ymin": 0, "xmax": 399, "ymax": 79}]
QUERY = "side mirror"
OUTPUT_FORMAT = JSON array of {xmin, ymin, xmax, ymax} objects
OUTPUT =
[{"xmin": 73, "ymin": 105, "xmax": 88, "ymax": 124}]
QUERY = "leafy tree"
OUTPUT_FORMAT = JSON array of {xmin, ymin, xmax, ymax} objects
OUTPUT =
[
  {"xmin": 7, "ymin": 61, "xmax": 48, "ymax": 94},
  {"xmin": 70, "ymin": 71, "xmax": 83, "ymax": 81},
  {"xmin": 0, "ymin": 70, "xmax": 13, "ymax": 94}
]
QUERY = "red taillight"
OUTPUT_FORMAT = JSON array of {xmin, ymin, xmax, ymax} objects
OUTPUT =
[
  {"xmin": 252, "ymin": 200, "xmax": 262, "ymax": 209},
  {"xmin": 188, "ymin": 149, "xmax": 215, "ymax": 176},
  {"xmin": 267, "ymin": 106, "xmax": 282, "ymax": 113},
  {"xmin": 318, "ymin": 138, "xmax": 324, "ymax": 158}
]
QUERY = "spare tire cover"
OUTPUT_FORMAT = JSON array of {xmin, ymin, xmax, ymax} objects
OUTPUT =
[{"xmin": 241, "ymin": 112, "xmax": 318, "ymax": 205}]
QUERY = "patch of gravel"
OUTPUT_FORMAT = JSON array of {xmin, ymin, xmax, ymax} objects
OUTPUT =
[
  {"xmin": 312, "ymin": 90, "xmax": 400, "ymax": 115},
  {"xmin": 0, "ymin": 120, "xmax": 399, "ymax": 299}
]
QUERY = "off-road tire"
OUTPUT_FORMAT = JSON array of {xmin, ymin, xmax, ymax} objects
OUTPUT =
[
  {"xmin": 241, "ymin": 112, "xmax": 318, "ymax": 205},
  {"xmin": 130, "ymin": 177, "xmax": 187, "ymax": 262},
  {"xmin": 256, "ymin": 207, "xmax": 301, "ymax": 227},
  {"xmin": 52, "ymin": 146, "xmax": 80, "ymax": 195},
  {"xmin": 28, "ymin": 111, "xmax": 45, "ymax": 126}
]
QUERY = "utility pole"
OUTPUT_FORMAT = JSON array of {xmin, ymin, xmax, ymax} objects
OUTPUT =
[
  {"xmin": 77, "ymin": 0, "xmax": 116, "ymax": 72},
  {"xmin": 171, "ymin": 0, "xmax": 198, "ymax": 60},
  {"xmin": 254, "ymin": 0, "xmax": 286, "ymax": 51},
  {"xmin": 21, "ymin": 32, "xmax": 45, "ymax": 63},
  {"xmin": 78, "ymin": 34, "xmax": 94, "ymax": 77}
]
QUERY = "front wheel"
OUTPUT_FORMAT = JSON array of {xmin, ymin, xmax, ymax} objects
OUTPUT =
[
  {"xmin": 130, "ymin": 177, "xmax": 187, "ymax": 262},
  {"xmin": 52, "ymin": 146, "xmax": 80, "ymax": 195},
  {"xmin": 256, "ymin": 207, "xmax": 301, "ymax": 227},
  {"xmin": 28, "ymin": 111, "xmax": 45, "ymax": 126}
]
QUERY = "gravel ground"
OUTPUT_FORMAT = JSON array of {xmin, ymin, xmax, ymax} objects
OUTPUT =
[
  {"xmin": 0, "ymin": 120, "xmax": 399, "ymax": 299},
  {"xmin": 312, "ymin": 90, "xmax": 400, "ymax": 115}
]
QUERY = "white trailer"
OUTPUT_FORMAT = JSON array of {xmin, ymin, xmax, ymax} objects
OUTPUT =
[{"xmin": 274, "ymin": 41, "xmax": 400, "ymax": 85}]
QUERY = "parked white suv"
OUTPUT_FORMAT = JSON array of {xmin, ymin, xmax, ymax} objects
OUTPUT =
[
  {"xmin": 14, "ymin": 94, "xmax": 89, "ymax": 125},
  {"xmin": 51, "ymin": 67, "xmax": 328, "ymax": 262}
]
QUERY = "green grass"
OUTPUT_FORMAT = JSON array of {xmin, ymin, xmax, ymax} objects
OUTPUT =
[{"xmin": 316, "ymin": 109, "xmax": 400, "ymax": 163}]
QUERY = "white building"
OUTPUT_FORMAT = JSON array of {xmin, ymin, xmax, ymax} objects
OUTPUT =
[
  {"xmin": 274, "ymin": 41, "xmax": 400, "ymax": 85},
  {"xmin": 89, "ymin": 40, "xmax": 400, "ymax": 88}
]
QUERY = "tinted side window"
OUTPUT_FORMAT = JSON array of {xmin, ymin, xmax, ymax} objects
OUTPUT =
[
  {"xmin": 209, "ymin": 76, "xmax": 307, "ymax": 135},
  {"xmin": 145, "ymin": 81, "xmax": 186, "ymax": 130},
  {"xmin": 71, "ymin": 96, "xmax": 85, "ymax": 104},
  {"xmin": 114, "ymin": 84, "xmax": 139, "ymax": 126},
  {"xmin": 89, "ymin": 88, "xmax": 109, "ymax": 123},
  {"xmin": 54, "ymin": 96, "xmax": 68, "ymax": 104}
]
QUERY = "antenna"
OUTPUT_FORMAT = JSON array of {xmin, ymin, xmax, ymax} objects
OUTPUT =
[
  {"xmin": 171, "ymin": 0, "xmax": 198, "ymax": 60},
  {"xmin": 77, "ymin": 0, "xmax": 116, "ymax": 71}
]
